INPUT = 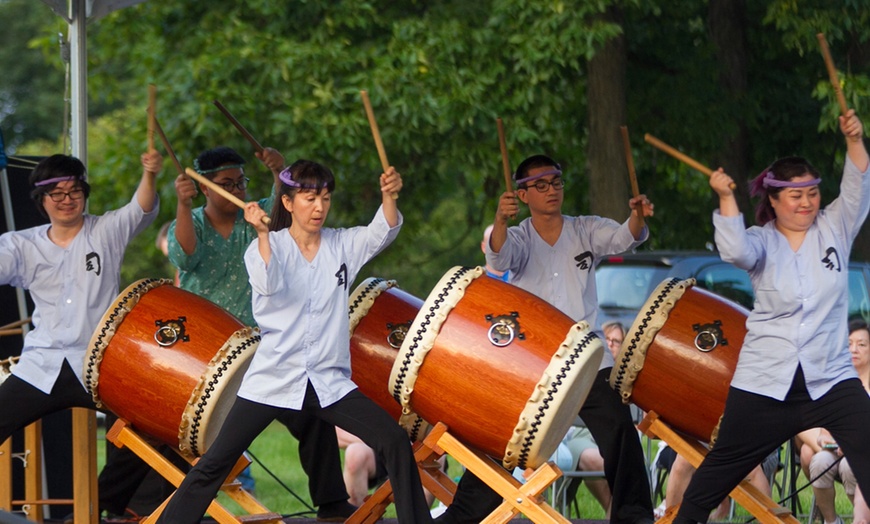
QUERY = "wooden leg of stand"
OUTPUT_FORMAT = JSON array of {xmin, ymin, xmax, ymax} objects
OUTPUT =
[
  {"xmin": 106, "ymin": 420, "xmax": 283, "ymax": 524},
  {"xmin": 0, "ymin": 437, "xmax": 11, "ymax": 510},
  {"xmin": 71, "ymin": 409, "xmax": 98, "ymax": 524},
  {"xmin": 640, "ymin": 411, "xmax": 799, "ymax": 524},
  {"xmin": 429, "ymin": 423, "xmax": 568, "ymax": 524},
  {"xmin": 24, "ymin": 420, "xmax": 43, "ymax": 523},
  {"xmin": 346, "ymin": 437, "xmax": 458, "ymax": 524}
]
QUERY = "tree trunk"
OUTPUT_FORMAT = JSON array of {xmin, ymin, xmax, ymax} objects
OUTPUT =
[
  {"xmin": 587, "ymin": 6, "xmax": 629, "ymax": 221},
  {"xmin": 708, "ymin": 0, "xmax": 751, "ymax": 219}
]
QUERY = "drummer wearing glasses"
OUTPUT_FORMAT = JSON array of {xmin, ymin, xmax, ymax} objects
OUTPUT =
[{"xmin": 436, "ymin": 154, "xmax": 656, "ymax": 524}]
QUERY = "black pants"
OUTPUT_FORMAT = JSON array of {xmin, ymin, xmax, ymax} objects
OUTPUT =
[
  {"xmin": 0, "ymin": 360, "xmax": 158, "ymax": 515},
  {"xmin": 156, "ymin": 383, "xmax": 432, "ymax": 524},
  {"xmin": 438, "ymin": 367, "xmax": 653, "ymax": 524},
  {"xmin": 675, "ymin": 368, "xmax": 870, "ymax": 523}
]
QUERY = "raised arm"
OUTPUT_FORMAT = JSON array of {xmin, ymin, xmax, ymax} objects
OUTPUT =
[
  {"xmin": 627, "ymin": 194, "xmax": 654, "ymax": 240},
  {"xmin": 841, "ymin": 109, "xmax": 868, "ymax": 173},
  {"xmin": 255, "ymin": 147, "xmax": 286, "ymax": 192},
  {"xmin": 173, "ymin": 172, "xmax": 199, "ymax": 255},
  {"xmin": 380, "ymin": 166, "xmax": 403, "ymax": 228},
  {"xmin": 710, "ymin": 168, "xmax": 740, "ymax": 217},
  {"xmin": 244, "ymin": 201, "xmax": 272, "ymax": 265},
  {"xmin": 136, "ymin": 150, "xmax": 162, "ymax": 213},
  {"xmin": 490, "ymin": 191, "xmax": 518, "ymax": 252}
]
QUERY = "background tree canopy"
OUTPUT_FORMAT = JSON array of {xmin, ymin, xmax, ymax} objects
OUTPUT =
[{"xmin": 2, "ymin": 0, "xmax": 869, "ymax": 299}]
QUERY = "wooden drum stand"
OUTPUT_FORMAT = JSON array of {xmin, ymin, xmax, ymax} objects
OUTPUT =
[
  {"xmin": 641, "ymin": 411, "xmax": 799, "ymax": 524},
  {"xmin": 348, "ymin": 422, "xmax": 571, "ymax": 524}
]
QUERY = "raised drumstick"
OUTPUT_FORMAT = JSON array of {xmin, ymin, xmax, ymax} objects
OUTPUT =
[
  {"xmin": 360, "ymin": 90, "xmax": 398, "ymax": 200},
  {"xmin": 497, "ymin": 118, "xmax": 512, "ymax": 191},
  {"xmin": 147, "ymin": 84, "xmax": 157, "ymax": 152},
  {"xmin": 644, "ymin": 133, "xmax": 736, "ymax": 190},
  {"xmin": 184, "ymin": 167, "xmax": 270, "ymax": 225},
  {"xmin": 817, "ymin": 33, "xmax": 849, "ymax": 116},
  {"xmin": 620, "ymin": 126, "xmax": 644, "ymax": 229},
  {"xmin": 212, "ymin": 100, "xmax": 264, "ymax": 153},
  {"xmin": 153, "ymin": 117, "xmax": 184, "ymax": 176}
]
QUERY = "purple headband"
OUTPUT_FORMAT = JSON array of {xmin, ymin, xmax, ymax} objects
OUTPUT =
[
  {"xmin": 761, "ymin": 170, "xmax": 822, "ymax": 189},
  {"xmin": 516, "ymin": 168, "xmax": 562, "ymax": 186},
  {"xmin": 278, "ymin": 167, "xmax": 328, "ymax": 189},
  {"xmin": 34, "ymin": 176, "xmax": 77, "ymax": 187}
]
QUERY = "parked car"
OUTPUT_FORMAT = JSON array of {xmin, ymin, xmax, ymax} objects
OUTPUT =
[{"xmin": 595, "ymin": 250, "xmax": 870, "ymax": 330}]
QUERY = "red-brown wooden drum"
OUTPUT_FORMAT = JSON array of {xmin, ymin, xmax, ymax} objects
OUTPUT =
[
  {"xmin": 84, "ymin": 279, "xmax": 260, "ymax": 459},
  {"xmin": 389, "ymin": 266, "xmax": 604, "ymax": 470},
  {"xmin": 348, "ymin": 278, "xmax": 430, "ymax": 440},
  {"xmin": 0, "ymin": 356, "xmax": 19, "ymax": 385},
  {"xmin": 609, "ymin": 277, "xmax": 748, "ymax": 443}
]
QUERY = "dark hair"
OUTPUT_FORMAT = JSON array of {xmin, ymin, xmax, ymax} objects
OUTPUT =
[
  {"xmin": 748, "ymin": 156, "xmax": 821, "ymax": 226},
  {"xmin": 269, "ymin": 159, "xmax": 336, "ymax": 231},
  {"xmin": 29, "ymin": 154, "xmax": 91, "ymax": 218},
  {"xmin": 513, "ymin": 154, "xmax": 561, "ymax": 185},
  {"xmin": 849, "ymin": 317, "xmax": 870, "ymax": 335},
  {"xmin": 194, "ymin": 146, "xmax": 246, "ymax": 180}
]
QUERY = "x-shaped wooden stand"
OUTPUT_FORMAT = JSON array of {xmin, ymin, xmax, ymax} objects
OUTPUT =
[
  {"xmin": 106, "ymin": 419, "xmax": 283, "ymax": 524},
  {"xmin": 640, "ymin": 411, "xmax": 799, "ymax": 524},
  {"xmin": 348, "ymin": 422, "xmax": 569, "ymax": 524}
]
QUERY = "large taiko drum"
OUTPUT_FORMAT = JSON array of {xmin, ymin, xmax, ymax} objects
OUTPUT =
[
  {"xmin": 609, "ymin": 278, "xmax": 748, "ymax": 443},
  {"xmin": 85, "ymin": 279, "xmax": 260, "ymax": 459},
  {"xmin": 389, "ymin": 266, "xmax": 604, "ymax": 470},
  {"xmin": 348, "ymin": 278, "xmax": 431, "ymax": 440}
]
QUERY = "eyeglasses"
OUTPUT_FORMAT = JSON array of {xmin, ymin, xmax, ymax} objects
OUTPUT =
[
  {"xmin": 216, "ymin": 177, "xmax": 249, "ymax": 192},
  {"xmin": 606, "ymin": 337, "xmax": 623, "ymax": 346},
  {"xmin": 45, "ymin": 189, "xmax": 85, "ymax": 202},
  {"xmin": 521, "ymin": 178, "xmax": 564, "ymax": 193}
]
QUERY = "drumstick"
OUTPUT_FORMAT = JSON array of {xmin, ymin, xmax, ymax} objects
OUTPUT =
[
  {"xmin": 212, "ymin": 100, "xmax": 264, "ymax": 153},
  {"xmin": 620, "ymin": 126, "xmax": 644, "ymax": 229},
  {"xmin": 153, "ymin": 117, "xmax": 185, "ymax": 176},
  {"xmin": 0, "ymin": 317, "xmax": 30, "ymax": 331},
  {"xmin": 360, "ymin": 90, "xmax": 398, "ymax": 200},
  {"xmin": 497, "ymin": 118, "xmax": 512, "ymax": 191},
  {"xmin": 644, "ymin": 133, "xmax": 736, "ymax": 190},
  {"xmin": 817, "ymin": 33, "xmax": 849, "ymax": 116},
  {"xmin": 184, "ymin": 167, "xmax": 271, "ymax": 225},
  {"xmin": 0, "ymin": 329, "xmax": 23, "ymax": 337},
  {"xmin": 147, "ymin": 84, "xmax": 157, "ymax": 152}
]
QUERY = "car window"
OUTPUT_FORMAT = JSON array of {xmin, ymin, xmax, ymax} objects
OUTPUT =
[
  {"xmin": 596, "ymin": 265, "xmax": 670, "ymax": 310},
  {"xmin": 695, "ymin": 263, "xmax": 754, "ymax": 310},
  {"xmin": 848, "ymin": 266, "xmax": 870, "ymax": 323}
]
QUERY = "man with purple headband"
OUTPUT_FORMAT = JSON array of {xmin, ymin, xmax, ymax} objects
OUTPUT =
[
  {"xmin": 672, "ymin": 109, "xmax": 870, "ymax": 524},
  {"xmin": 168, "ymin": 146, "xmax": 355, "ymax": 521},
  {"xmin": 0, "ymin": 151, "xmax": 161, "ymax": 516},
  {"xmin": 436, "ymin": 154, "xmax": 656, "ymax": 524}
]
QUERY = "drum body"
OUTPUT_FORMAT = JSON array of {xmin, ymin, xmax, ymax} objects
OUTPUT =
[
  {"xmin": 349, "ymin": 278, "xmax": 430, "ymax": 440},
  {"xmin": 609, "ymin": 278, "xmax": 748, "ymax": 443},
  {"xmin": 0, "ymin": 356, "xmax": 18, "ymax": 385},
  {"xmin": 85, "ymin": 279, "xmax": 260, "ymax": 459},
  {"xmin": 389, "ymin": 266, "xmax": 604, "ymax": 470}
]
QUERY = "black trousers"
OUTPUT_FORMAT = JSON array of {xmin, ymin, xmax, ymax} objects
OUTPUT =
[
  {"xmin": 156, "ymin": 383, "xmax": 432, "ymax": 524},
  {"xmin": 438, "ymin": 367, "xmax": 654, "ymax": 524},
  {"xmin": 676, "ymin": 367, "xmax": 870, "ymax": 523},
  {"xmin": 0, "ymin": 360, "xmax": 158, "ymax": 515}
]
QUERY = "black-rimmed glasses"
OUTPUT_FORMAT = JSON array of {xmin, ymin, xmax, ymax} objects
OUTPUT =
[
  {"xmin": 46, "ymin": 189, "xmax": 85, "ymax": 202},
  {"xmin": 216, "ymin": 177, "xmax": 250, "ymax": 192},
  {"xmin": 521, "ymin": 178, "xmax": 564, "ymax": 193}
]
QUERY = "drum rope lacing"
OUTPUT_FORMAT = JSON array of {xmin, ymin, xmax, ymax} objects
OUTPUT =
[
  {"xmin": 390, "ymin": 266, "xmax": 471, "ymax": 404},
  {"xmin": 610, "ymin": 277, "xmax": 682, "ymax": 395},
  {"xmin": 517, "ymin": 329, "xmax": 600, "ymax": 469}
]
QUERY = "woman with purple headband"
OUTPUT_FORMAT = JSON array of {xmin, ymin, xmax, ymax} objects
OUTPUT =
[
  {"xmin": 157, "ymin": 159, "xmax": 433, "ymax": 523},
  {"xmin": 673, "ymin": 109, "xmax": 870, "ymax": 524}
]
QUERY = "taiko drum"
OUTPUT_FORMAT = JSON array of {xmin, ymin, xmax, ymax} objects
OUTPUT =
[
  {"xmin": 609, "ymin": 277, "xmax": 748, "ymax": 443},
  {"xmin": 348, "ymin": 278, "xmax": 431, "ymax": 440},
  {"xmin": 389, "ymin": 266, "xmax": 604, "ymax": 470},
  {"xmin": 85, "ymin": 279, "xmax": 260, "ymax": 458}
]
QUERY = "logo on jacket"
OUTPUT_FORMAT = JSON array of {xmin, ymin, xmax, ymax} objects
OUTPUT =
[
  {"xmin": 85, "ymin": 252, "xmax": 101, "ymax": 276},
  {"xmin": 822, "ymin": 247, "xmax": 841, "ymax": 272},
  {"xmin": 335, "ymin": 263, "xmax": 348, "ymax": 290},
  {"xmin": 574, "ymin": 251, "xmax": 593, "ymax": 271}
]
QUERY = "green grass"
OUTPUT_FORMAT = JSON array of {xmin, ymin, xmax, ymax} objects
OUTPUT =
[{"xmin": 97, "ymin": 425, "xmax": 856, "ymax": 521}]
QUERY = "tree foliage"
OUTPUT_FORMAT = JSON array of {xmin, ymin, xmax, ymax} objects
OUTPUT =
[{"xmin": 3, "ymin": 0, "xmax": 870, "ymax": 297}]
